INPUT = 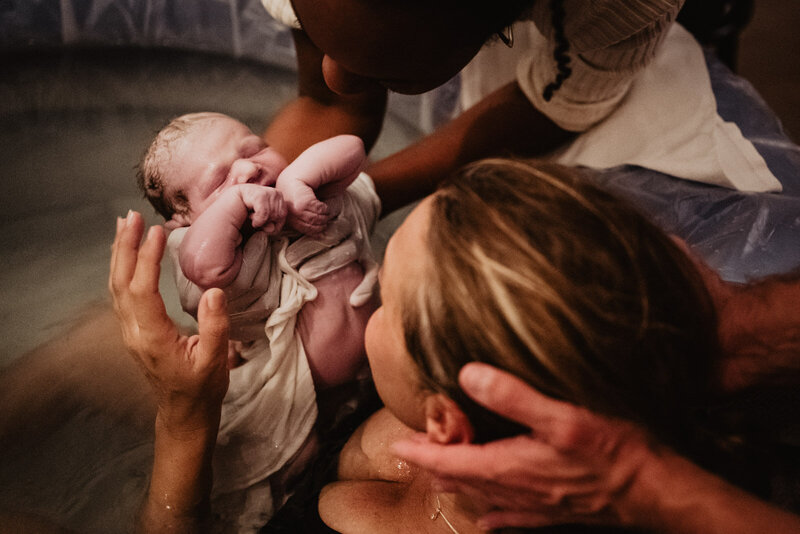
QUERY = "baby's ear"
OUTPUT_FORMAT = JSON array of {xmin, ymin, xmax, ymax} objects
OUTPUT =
[{"xmin": 425, "ymin": 394, "xmax": 475, "ymax": 444}]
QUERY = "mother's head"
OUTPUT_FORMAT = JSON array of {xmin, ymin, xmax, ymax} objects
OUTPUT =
[{"xmin": 367, "ymin": 159, "xmax": 718, "ymax": 459}]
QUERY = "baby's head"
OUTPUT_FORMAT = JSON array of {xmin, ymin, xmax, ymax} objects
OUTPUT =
[{"xmin": 137, "ymin": 112, "xmax": 287, "ymax": 227}]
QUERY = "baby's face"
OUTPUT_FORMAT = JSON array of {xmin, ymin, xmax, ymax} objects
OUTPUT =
[{"xmin": 166, "ymin": 115, "xmax": 288, "ymax": 223}]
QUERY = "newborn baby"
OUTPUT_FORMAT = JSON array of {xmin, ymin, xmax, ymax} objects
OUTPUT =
[{"xmin": 137, "ymin": 112, "xmax": 380, "ymax": 529}]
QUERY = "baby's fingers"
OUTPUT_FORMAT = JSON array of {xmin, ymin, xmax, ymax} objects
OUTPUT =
[
  {"xmin": 290, "ymin": 202, "xmax": 331, "ymax": 234},
  {"xmin": 251, "ymin": 193, "xmax": 287, "ymax": 233}
]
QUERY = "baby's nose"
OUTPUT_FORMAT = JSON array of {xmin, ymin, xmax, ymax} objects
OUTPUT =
[{"xmin": 231, "ymin": 159, "xmax": 261, "ymax": 184}]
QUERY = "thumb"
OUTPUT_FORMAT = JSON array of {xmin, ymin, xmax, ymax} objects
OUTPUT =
[{"xmin": 196, "ymin": 288, "xmax": 230, "ymax": 367}]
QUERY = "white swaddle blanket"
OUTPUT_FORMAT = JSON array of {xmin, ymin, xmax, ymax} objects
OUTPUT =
[{"xmin": 460, "ymin": 22, "xmax": 781, "ymax": 192}]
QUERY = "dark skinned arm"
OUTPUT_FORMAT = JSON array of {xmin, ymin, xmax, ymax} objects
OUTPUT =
[
  {"xmin": 263, "ymin": 29, "xmax": 387, "ymax": 162},
  {"xmin": 266, "ymin": 31, "xmax": 572, "ymax": 214},
  {"xmin": 368, "ymin": 81, "xmax": 575, "ymax": 213}
]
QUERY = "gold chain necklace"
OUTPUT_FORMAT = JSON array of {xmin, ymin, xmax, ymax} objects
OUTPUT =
[{"xmin": 430, "ymin": 495, "xmax": 461, "ymax": 534}]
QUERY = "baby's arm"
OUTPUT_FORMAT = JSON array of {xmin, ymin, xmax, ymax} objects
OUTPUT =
[
  {"xmin": 179, "ymin": 184, "xmax": 286, "ymax": 289},
  {"xmin": 276, "ymin": 135, "xmax": 365, "ymax": 234}
]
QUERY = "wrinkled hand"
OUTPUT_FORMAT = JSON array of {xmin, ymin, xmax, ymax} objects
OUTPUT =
[
  {"xmin": 237, "ymin": 183, "xmax": 287, "ymax": 235},
  {"xmin": 392, "ymin": 363, "xmax": 656, "ymax": 530},
  {"xmin": 109, "ymin": 211, "xmax": 231, "ymax": 436}
]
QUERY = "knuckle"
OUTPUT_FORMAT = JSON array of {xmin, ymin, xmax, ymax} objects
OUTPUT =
[
  {"xmin": 554, "ymin": 418, "xmax": 587, "ymax": 451},
  {"xmin": 585, "ymin": 497, "xmax": 610, "ymax": 514},
  {"xmin": 109, "ymin": 277, "xmax": 121, "ymax": 292},
  {"xmin": 492, "ymin": 459, "xmax": 524, "ymax": 484},
  {"xmin": 543, "ymin": 489, "xmax": 566, "ymax": 506},
  {"xmin": 128, "ymin": 279, "xmax": 149, "ymax": 297}
]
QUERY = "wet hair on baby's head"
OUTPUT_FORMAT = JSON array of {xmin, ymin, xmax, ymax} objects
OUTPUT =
[{"xmin": 136, "ymin": 112, "xmax": 227, "ymax": 220}]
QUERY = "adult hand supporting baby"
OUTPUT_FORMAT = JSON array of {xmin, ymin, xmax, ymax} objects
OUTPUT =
[
  {"xmin": 110, "ymin": 211, "xmax": 230, "ymax": 429},
  {"xmin": 109, "ymin": 211, "xmax": 230, "ymax": 532}
]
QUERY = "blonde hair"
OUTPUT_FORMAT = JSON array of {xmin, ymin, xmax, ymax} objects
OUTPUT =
[
  {"xmin": 403, "ymin": 159, "xmax": 718, "ymax": 455},
  {"xmin": 136, "ymin": 112, "xmax": 227, "ymax": 220}
]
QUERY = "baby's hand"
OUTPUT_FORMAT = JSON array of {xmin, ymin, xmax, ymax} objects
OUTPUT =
[
  {"xmin": 276, "ymin": 135, "xmax": 365, "ymax": 235},
  {"xmin": 237, "ymin": 184, "xmax": 287, "ymax": 235},
  {"xmin": 277, "ymin": 177, "xmax": 331, "ymax": 235}
]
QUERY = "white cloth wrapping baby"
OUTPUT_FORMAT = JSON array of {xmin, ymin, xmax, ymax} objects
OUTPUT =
[
  {"xmin": 168, "ymin": 227, "xmax": 320, "ymax": 529},
  {"xmin": 460, "ymin": 22, "xmax": 781, "ymax": 192}
]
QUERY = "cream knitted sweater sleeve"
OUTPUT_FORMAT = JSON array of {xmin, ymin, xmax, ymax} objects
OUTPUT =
[{"xmin": 519, "ymin": 0, "xmax": 685, "ymax": 132}]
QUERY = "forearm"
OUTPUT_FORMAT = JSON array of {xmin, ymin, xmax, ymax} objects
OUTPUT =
[
  {"xmin": 264, "ymin": 95, "xmax": 385, "ymax": 162},
  {"xmin": 367, "ymin": 81, "xmax": 575, "ymax": 213},
  {"xmin": 263, "ymin": 30, "xmax": 386, "ymax": 162},
  {"xmin": 716, "ymin": 270, "xmax": 800, "ymax": 392},
  {"xmin": 180, "ymin": 192, "xmax": 248, "ymax": 289},
  {"xmin": 628, "ymin": 447, "xmax": 800, "ymax": 534},
  {"xmin": 137, "ymin": 412, "xmax": 219, "ymax": 534}
]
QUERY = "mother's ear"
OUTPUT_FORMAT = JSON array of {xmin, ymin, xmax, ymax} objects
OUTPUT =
[{"xmin": 425, "ymin": 394, "xmax": 474, "ymax": 444}]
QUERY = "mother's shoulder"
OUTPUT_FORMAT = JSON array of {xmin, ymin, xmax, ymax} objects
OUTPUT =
[
  {"xmin": 319, "ymin": 408, "xmax": 438, "ymax": 533},
  {"xmin": 336, "ymin": 407, "xmax": 420, "ymax": 483}
]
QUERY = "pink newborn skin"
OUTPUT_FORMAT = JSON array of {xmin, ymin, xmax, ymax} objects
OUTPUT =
[
  {"xmin": 298, "ymin": 262, "xmax": 378, "ymax": 389},
  {"xmin": 172, "ymin": 129, "xmax": 372, "ymax": 389},
  {"xmin": 179, "ymin": 134, "xmax": 364, "ymax": 289}
]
